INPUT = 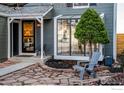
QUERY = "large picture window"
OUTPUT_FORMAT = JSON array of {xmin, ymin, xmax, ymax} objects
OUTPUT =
[{"xmin": 57, "ymin": 18, "xmax": 100, "ymax": 56}]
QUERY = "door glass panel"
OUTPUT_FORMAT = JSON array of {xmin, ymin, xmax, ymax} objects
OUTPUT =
[{"xmin": 22, "ymin": 22, "xmax": 34, "ymax": 52}]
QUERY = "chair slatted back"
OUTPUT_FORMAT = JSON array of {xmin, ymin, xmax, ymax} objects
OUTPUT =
[{"xmin": 87, "ymin": 52, "xmax": 101, "ymax": 70}]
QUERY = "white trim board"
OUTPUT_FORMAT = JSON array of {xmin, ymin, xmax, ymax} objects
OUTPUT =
[
  {"xmin": 19, "ymin": 53, "xmax": 36, "ymax": 56},
  {"xmin": 9, "ymin": 16, "xmax": 42, "ymax": 20},
  {"xmin": 54, "ymin": 55, "xmax": 103, "ymax": 61},
  {"xmin": 40, "ymin": 17, "xmax": 44, "ymax": 59},
  {"xmin": 54, "ymin": 55, "xmax": 89, "ymax": 61},
  {"xmin": 54, "ymin": 15, "xmax": 62, "ymax": 57},
  {"xmin": 43, "ymin": 7, "xmax": 53, "ymax": 17},
  {"xmin": 12, "ymin": 22, "xmax": 13, "ymax": 57},
  {"xmin": 18, "ymin": 20, "xmax": 23, "ymax": 55},
  {"xmin": 7, "ymin": 18, "xmax": 11, "ymax": 58}
]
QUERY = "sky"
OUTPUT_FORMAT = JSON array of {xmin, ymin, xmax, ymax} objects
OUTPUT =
[{"xmin": 117, "ymin": 3, "xmax": 124, "ymax": 33}]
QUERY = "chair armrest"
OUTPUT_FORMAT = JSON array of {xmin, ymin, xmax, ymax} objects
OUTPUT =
[{"xmin": 73, "ymin": 65, "xmax": 85, "ymax": 71}]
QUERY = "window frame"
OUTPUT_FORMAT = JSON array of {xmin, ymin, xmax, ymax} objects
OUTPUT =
[{"xmin": 73, "ymin": 3, "xmax": 90, "ymax": 9}]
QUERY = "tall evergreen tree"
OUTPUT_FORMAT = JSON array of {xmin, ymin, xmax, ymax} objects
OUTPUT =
[{"xmin": 74, "ymin": 8, "xmax": 109, "ymax": 57}]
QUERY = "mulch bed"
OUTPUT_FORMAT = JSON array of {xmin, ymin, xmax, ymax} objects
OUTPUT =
[
  {"xmin": 0, "ymin": 60, "xmax": 19, "ymax": 68},
  {"xmin": 45, "ymin": 59, "xmax": 77, "ymax": 69}
]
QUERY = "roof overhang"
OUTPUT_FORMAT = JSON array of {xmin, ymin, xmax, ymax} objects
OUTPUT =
[{"xmin": 0, "ymin": 4, "xmax": 53, "ymax": 18}]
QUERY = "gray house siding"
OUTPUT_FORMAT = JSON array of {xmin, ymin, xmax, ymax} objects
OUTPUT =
[
  {"xmin": 0, "ymin": 16, "xmax": 7, "ymax": 62},
  {"xmin": 35, "ymin": 19, "xmax": 54, "ymax": 55},
  {"xmin": 43, "ymin": 19, "xmax": 54, "ymax": 55},
  {"xmin": 53, "ymin": 3, "xmax": 114, "ymax": 57},
  {"xmin": 35, "ymin": 25, "xmax": 41, "ymax": 52},
  {"xmin": 43, "ymin": 8, "xmax": 54, "ymax": 19}
]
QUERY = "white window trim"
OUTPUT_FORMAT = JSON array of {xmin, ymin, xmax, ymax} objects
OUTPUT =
[
  {"xmin": 73, "ymin": 3, "xmax": 90, "ymax": 9},
  {"xmin": 54, "ymin": 55, "xmax": 90, "ymax": 61}
]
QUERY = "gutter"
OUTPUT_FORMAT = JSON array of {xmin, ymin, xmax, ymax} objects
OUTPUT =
[{"xmin": 0, "ymin": 12, "xmax": 8, "ymax": 17}]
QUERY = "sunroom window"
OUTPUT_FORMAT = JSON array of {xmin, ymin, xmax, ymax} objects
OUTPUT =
[
  {"xmin": 55, "ymin": 14, "xmax": 104, "ymax": 60},
  {"xmin": 57, "ymin": 17, "xmax": 100, "ymax": 56}
]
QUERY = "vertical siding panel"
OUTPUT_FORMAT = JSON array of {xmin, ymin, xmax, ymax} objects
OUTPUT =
[{"xmin": 0, "ymin": 16, "xmax": 8, "ymax": 62}]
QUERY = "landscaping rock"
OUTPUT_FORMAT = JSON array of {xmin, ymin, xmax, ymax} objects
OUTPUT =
[
  {"xmin": 17, "ymin": 76, "xmax": 29, "ymax": 81},
  {"xmin": 0, "ymin": 62, "xmax": 124, "ymax": 85},
  {"xmin": 24, "ymin": 79, "xmax": 38, "ymax": 84},
  {"xmin": 0, "ymin": 79, "xmax": 16, "ymax": 85}
]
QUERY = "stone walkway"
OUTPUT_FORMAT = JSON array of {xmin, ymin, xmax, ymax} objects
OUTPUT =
[
  {"xmin": 0, "ymin": 63, "xmax": 76, "ymax": 85},
  {"xmin": 0, "ymin": 62, "xmax": 124, "ymax": 86},
  {"xmin": 0, "ymin": 57, "xmax": 41, "ymax": 76},
  {"xmin": 0, "ymin": 60, "xmax": 19, "ymax": 68}
]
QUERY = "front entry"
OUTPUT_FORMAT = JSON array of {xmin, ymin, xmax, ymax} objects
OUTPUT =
[{"xmin": 22, "ymin": 20, "xmax": 35, "ymax": 53}]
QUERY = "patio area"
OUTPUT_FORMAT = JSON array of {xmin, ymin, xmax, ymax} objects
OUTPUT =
[{"xmin": 0, "ymin": 61, "xmax": 124, "ymax": 85}]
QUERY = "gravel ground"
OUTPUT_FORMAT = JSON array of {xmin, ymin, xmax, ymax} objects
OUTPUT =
[{"xmin": 0, "ymin": 63, "xmax": 124, "ymax": 86}]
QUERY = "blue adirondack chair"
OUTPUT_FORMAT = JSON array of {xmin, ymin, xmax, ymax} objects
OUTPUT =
[{"xmin": 73, "ymin": 52, "xmax": 101, "ymax": 80}]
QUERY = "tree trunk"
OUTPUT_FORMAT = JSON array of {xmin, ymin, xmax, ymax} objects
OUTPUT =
[
  {"xmin": 89, "ymin": 41, "xmax": 92, "ymax": 58},
  {"xmin": 84, "ymin": 42, "xmax": 86, "ymax": 56},
  {"xmin": 78, "ymin": 41, "xmax": 83, "ymax": 54}
]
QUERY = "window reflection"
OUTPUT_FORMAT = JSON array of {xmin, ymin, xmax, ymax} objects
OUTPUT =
[
  {"xmin": 57, "ymin": 19, "xmax": 70, "ymax": 55},
  {"xmin": 71, "ymin": 19, "xmax": 81, "ymax": 55},
  {"xmin": 57, "ymin": 18, "xmax": 99, "ymax": 56},
  {"xmin": 22, "ymin": 22, "xmax": 34, "ymax": 52}
]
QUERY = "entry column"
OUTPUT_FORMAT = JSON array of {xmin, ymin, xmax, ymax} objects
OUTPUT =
[
  {"xmin": 41, "ymin": 18, "xmax": 44, "ymax": 59},
  {"xmin": 8, "ymin": 17, "xmax": 14, "ymax": 58}
]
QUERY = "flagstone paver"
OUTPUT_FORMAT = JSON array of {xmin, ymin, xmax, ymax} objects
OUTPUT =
[
  {"xmin": 17, "ymin": 76, "xmax": 29, "ymax": 81},
  {"xmin": 0, "ymin": 62, "xmax": 124, "ymax": 85}
]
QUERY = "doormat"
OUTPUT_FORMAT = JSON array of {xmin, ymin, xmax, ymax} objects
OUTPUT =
[{"xmin": 16, "ymin": 55, "xmax": 34, "ymax": 57}]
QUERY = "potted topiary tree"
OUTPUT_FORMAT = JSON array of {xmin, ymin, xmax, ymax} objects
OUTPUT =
[{"xmin": 74, "ymin": 8, "xmax": 110, "ymax": 57}]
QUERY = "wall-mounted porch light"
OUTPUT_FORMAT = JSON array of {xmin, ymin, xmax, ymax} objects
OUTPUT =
[{"xmin": 36, "ymin": 21, "xmax": 41, "ymax": 27}]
